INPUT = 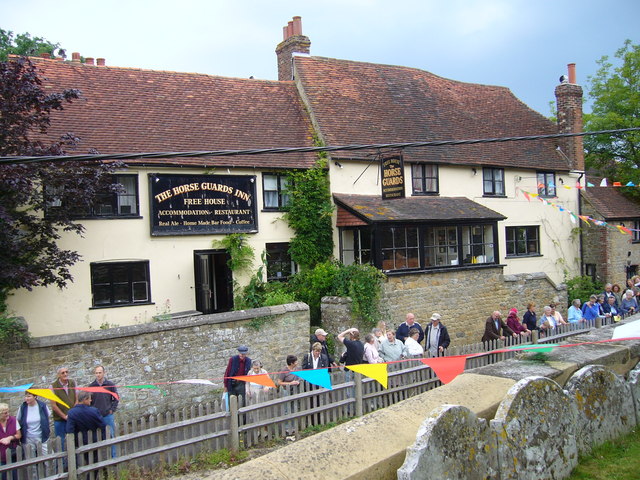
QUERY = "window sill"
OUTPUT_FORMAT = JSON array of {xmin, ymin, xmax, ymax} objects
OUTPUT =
[
  {"xmin": 482, "ymin": 194, "xmax": 507, "ymax": 198},
  {"xmin": 411, "ymin": 192, "xmax": 439, "ymax": 196},
  {"xmin": 261, "ymin": 208, "xmax": 286, "ymax": 213},
  {"xmin": 506, "ymin": 253, "xmax": 542, "ymax": 258},
  {"xmin": 90, "ymin": 301, "xmax": 154, "ymax": 310}
]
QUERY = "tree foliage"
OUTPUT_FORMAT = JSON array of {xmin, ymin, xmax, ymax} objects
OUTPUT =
[
  {"xmin": 0, "ymin": 28, "xmax": 59, "ymax": 61},
  {"xmin": 0, "ymin": 56, "xmax": 122, "ymax": 306},
  {"xmin": 283, "ymin": 159, "xmax": 334, "ymax": 270},
  {"xmin": 584, "ymin": 40, "xmax": 640, "ymax": 188}
]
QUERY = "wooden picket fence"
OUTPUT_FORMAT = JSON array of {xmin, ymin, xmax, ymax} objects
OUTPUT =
[{"xmin": 0, "ymin": 315, "xmax": 618, "ymax": 479}]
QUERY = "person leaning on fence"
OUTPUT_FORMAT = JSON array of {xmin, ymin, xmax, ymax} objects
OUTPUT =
[
  {"xmin": 549, "ymin": 303, "xmax": 568, "ymax": 326},
  {"xmin": 581, "ymin": 295, "xmax": 601, "ymax": 321},
  {"xmin": 602, "ymin": 295, "xmax": 621, "ymax": 321},
  {"xmin": 224, "ymin": 346, "xmax": 252, "ymax": 406},
  {"xmin": 378, "ymin": 331, "xmax": 406, "ymax": 362},
  {"xmin": 481, "ymin": 311, "xmax": 516, "ymax": 344},
  {"xmin": 0, "ymin": 402, "xmax": 21, "ymax": 480},
  {"xmin": 66, "ymin": 392, "xmax": 105, "ymax": 480},
  {"xmin": 603, "ymin": 283, "xmax": 618, "ymax": 307},
  {"xmin": 424, "ymin": 313, "xmax": 451, "ymax": 357},
  {"xmin": 620, "ymin": 290, "xmax": 638, "ymax": 316},
  {"xmin": 539, "ymin": 306, "xmax": 558, "ymax": 333},
  {"xmin": 278, "ymin": 355, "xmax": 300, "ymax": 441},
  {"xmin": 522, "ymin": 302, "xmax": 538, "ymax": 332},
  {"xmin": 567, "ymin": 299, "xmax": 585, "ymax": 323},
  {"xmin": 505, "ymin": 308, "xmax": 530, "ymax": 337},
  {"xmin": 17, "ymin": 392, "xmax": 51, "ymax": 459}
]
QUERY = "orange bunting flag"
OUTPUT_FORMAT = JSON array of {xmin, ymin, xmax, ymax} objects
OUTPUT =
[
  {"xmin": 617, "ymin": 225, "xmax": 632, "ymax": 235},
  {"xmin": 78, "ymin": 386, "xmax": 120, "ymax": 401},
  {"xmin": 613, "ymin": 182, "xmax": 622, "ymax": 187},
  {"xmin": 27, "ymin": 388, "xmax": 70, "ymax": 409},
  {"xmin": 230, "ymin": 374, "xmax": 276, "ymax": 388},
  {"xmin": 523, "ymin": 191, "xmax": 530, "ymax": 201},
  {"xmin": 420, "ymin": 356, "xmax": 468, "ymax": 384},
  {"xmin": 578, "ymin": 215, "xmax": 591, "ymax": 225},
  {"xmin": 346, "ymin": 363, "xmax": 388, "ymax": 388}
]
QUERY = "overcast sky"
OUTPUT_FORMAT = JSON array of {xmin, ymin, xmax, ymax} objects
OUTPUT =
[{"xmin": 2, "ymin": 0, "xmax": 638, "ymax": 118}]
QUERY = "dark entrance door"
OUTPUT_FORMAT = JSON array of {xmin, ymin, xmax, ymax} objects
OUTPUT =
[{"xmin": 194, "ymin": 250, "xmax": 233, "ymax": 314}]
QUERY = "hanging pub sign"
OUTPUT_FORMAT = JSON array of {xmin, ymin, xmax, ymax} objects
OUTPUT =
[
  {"xmin": 149, "ymin": 174, "xmax": 257, "ymax": 236},
  {"xmin": 381, "ymin": 154, "xmax": 405, "ymax": 199}
]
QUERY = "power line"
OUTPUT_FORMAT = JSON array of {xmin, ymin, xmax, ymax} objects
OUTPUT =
[{"xmin": 1, "ymin": 127, "xmax": 639, "ymax": 165}]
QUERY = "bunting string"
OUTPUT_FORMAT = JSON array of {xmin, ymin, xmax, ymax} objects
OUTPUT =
[{"xmin": 4, "ymin": 336, "xmax": 640, "ymax": 406}]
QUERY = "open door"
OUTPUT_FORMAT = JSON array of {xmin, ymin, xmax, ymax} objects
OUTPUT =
[{"xmin": 194, "ymin": 250, "xmax": 233, "ymax": 314}]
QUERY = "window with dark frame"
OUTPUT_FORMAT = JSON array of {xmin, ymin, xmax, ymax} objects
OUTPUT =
[
  {"xmin": 266, "ymin": 243, "xmax": 296, "ymax": 281},
  {"xmin": 483, "ymin": 168, "xmax": 505, "ymax": 196},
  {"xmin": 506, "ymin": 226, "xmax": 540, "ymax": 257},
  {"xmin": 340, "ymin": 227, "xmax": 373, "ymax": 265},
  {"xmin": 411, "ymin": 164, "xmax": 439, "ymax": 195},
  {"xmin": 381, "ymin": 227, "xmax": 420, "ymax": 270},
  {"xmin": 90, "ymin": 261, "xmax": 150, "ymax": 307},
  {"xmin": 263, "ymin": 173, "xmax": 290, "ymax": 210},
  {"xmin": 46, "ymin": 174, "xmax": 139, "ymax": 218},
  {"xmin": 633, "ymin": 221, "xmax": 640, "ymax": 243},
  {"xmin": 537, "ymin": 171, "xmax": 557, "ymax": 197}
]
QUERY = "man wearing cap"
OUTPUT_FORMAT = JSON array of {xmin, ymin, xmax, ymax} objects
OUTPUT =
[
  {"xmin": 424, "ymin": 313, "xmax": 451, "ymax": 357},
  {"xmin": 309, "ymin": 328, "xmax": 336, "ymax": 367},
  {"xmin": 224, "ymin": 346, "xmax": 252, "ymax": 405}
]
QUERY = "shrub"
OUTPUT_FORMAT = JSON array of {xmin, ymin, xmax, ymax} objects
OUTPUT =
[{"xmin": 565, "ymin": 275, "xmax": 604, "ymax": 306}]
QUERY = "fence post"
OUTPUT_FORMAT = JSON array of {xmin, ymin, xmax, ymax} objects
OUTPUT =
[
  {"xmin": 355, "ymin": 373, "xmax": 363, "ymax": 417},
  {"xmin": 66, "ymin": 433, "xmax": 77, "ymax": 480},
  {"xmin": 531, "ymin": 329, "xmax": 539, "ymax": 344},
  {"xmin": 229, "ymin": 395, "xmax": 239, "ymax": 453},
  {"xmin": 595, "ymin": 317, "xmax": 602, "ymax": 328}
]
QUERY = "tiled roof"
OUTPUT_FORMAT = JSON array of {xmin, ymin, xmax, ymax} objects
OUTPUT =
[
  {"xmin": 295, "ymin": 56, "xmax": 565, "ymax": 171},
  {"xmin": 581, "ymin": 188, "xmax": 640, "ymax": 220},
  {"xmin": 29, "ymin": 58, "xmax": 318, "ymax": 168},
  {"xmin": 333, "ymin": 193, "xmax": 506, "ymax": 223}
]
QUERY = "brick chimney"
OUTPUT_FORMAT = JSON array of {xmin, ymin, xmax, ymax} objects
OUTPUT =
[
  {"xmin": 275, "ymin": 16, "xmax": 310, "ymax": 81},
  {"xmin": 555, "ymin": 63, "xmax": 584, "ymax": 171}
]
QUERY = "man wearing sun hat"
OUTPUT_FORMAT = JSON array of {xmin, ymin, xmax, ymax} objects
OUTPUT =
[
  {"xmin": 223, "ymin": 345, "xmax": 252, "ymax": 405},
  {"xmin": 424, "ymin": 313, "xmax": 451, "ymax": 358}
]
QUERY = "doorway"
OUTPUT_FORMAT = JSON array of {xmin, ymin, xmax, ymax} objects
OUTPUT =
[{"xmin": 194, "ymin": 250, "xmax": 233, "ymax": 314}]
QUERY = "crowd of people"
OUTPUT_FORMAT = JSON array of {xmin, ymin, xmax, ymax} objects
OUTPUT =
[{"xmin": 0, "ymin": 365, "xmax": 117, "ymax": 479}]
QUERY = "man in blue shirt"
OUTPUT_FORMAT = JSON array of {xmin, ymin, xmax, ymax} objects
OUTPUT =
[
  {"xmin": 66, "ymin": 391, "xmax": 106, "ymax": 445},
  {"xmin": 581, "ymin": 295, "xmax": 601, "ymax": 321}
]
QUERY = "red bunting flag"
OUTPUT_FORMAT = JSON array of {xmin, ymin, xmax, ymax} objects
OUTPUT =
[
  {"xmin": 420, "ymin": 356, "xmax": 468, "ymax": 384},
  {"xmin": 77, "ymin": 386, "xmax": 120, "ymax": 401}
]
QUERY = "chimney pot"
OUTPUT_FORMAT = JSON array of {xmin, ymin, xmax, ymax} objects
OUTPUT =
[
  {"xmin": 282, "ymin": 26, "xmax": 288, "ymax": 41},
  {"xmin": 72, "ymin": 52, "xmax": 81, "ymax": 62},
  {"xmin": 97, "ymin": 58, "xmax": 106, "ymax": 66},
  {"xmin": 568, "ymin": 63, "xmax": 576, "ymax": 84},
  {"xmin": 85, "ymin": 57, "xmax": 95, "ymax": 66},
  {"xmin": 287, "ymin": 21, "xmax": 294, "ymax": 39},
  {"xmin": 292, "ymin": 16, "xmax": 302, "ymax": 35},
  {"xmin": 41, "ymin": 53, "xmax": 51, "ymax": 59}
]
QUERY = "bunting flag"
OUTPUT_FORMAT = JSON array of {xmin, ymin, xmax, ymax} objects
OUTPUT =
[
  {"xmin": 77, "ymin": 386, "xmax": 120, "ymax": 401},
  {"xmin": 27, "ymin": 388, "xmax": 69, "ymax": 408},
  {"xmin": 523, "ymin": 191, "xmax": 531, "ymax": 201},
  {"xmin": 0, "ymin": 383, "xmax": 33, "ymax": 393},
  {"xmin": 172, "ymin": 379, "xmax": 218, "ymax": 386},
  {"xmin": 346, "ymin": 363, "xmax": 388, "ymax": 388},
  {"xmin": 291, "ymin": 369, "xmax": 333, "ymax": 390},
  {"xmin": 578, "ymin": 215, "xmax": 591, "ymax": 225},
  {"xmin": 124, "ymin": 384, "xmax": 168, "ymax": 396},
  {"xmin": 569, "ymin": 213, "xmax": 577, "ymax": 224},
  {"xmin": 617, "ymin": 225, "xmax": 632, "ymax": 234},
  {"xmin": 613, "ymin": 182, "xmax": 622, "ymax": 187},
  {"xmin": 502, "ymin": 343, "xmax": 560, "ymax": 354},
  {"xmin": 627, "ymin": 182, "xmax": 636, "ymax": 187},
  {"xmin": 564, "ymin": 185, "xmax": 572, "ymax": 190},
  {"xmin": 231, "ymin": 374, "xmax": 276, "ymax": 389},
  {"xmin": 587, "ymin": 182, "xmax": 595, "ymax": 187},
  {"xmin": 600, "ymin": 178, "xmax": 608, "ymax": 187},
  {"xmin": 420, "ymin": 356, "xmax": 468, "ymax": 384}
]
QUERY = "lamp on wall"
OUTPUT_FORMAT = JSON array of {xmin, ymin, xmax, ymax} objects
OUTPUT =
[
  {"xmin": 472, "ymin": 168, "xmax": 477, "ymax": 176},
  {"xmin": 558, "ymin": 177, "xmax": 564, "ymax": 185},
  {"xmin": 334, "ymin": 161, "xmax": 343, "ymax": 168}
]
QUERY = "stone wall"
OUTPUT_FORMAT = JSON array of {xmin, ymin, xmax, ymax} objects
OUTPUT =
[
  {"xmin": 322, "ymin": 268, "xmax": 566, "ymax": 346},
  {"xmin": 0, "ymin": 303, "xmax": 309, "ymax": 420}
]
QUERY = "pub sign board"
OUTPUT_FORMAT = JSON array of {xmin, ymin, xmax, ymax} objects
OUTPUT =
[
  {"xmin": 149, "ymin": 174, "xmax": 257, "ymax": 236},
  {"xmin": 381, "ymin": 154, "xmax": 405, "ymax": 199}
]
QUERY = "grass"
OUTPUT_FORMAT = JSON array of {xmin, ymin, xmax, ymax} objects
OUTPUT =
[{"xmin": 568, "ymin": 428, "xmax": 640, "ymax": 479}]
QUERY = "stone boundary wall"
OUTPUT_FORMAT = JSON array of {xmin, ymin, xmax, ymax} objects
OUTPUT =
[
  {"xmin": 321, "ymin": 269, "xmax": 566, "ymax": 346},
  {"xmin": 0, "ymin": 303, "xmax": 309, "ymax": 419},
  {"xmin": 399, "ymin": 364, "xmax": 639, "ymax": 479},
  {"xmin": 207, "ymin": 318, "xmax": 640, "ymax": 480}
]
